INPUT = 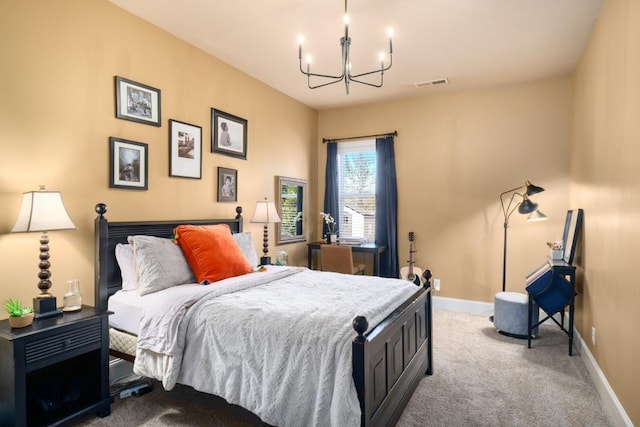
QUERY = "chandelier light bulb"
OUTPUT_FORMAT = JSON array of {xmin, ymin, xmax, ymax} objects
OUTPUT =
[
  {"xmin": 379, "ymin": 52, "xmax": 385, "ymax": 62},
  {"xmin": 306, "ymin": 54, "xmax": 313, "ymax": 64},
  {"xmin": 387, "ymin": 28, "xmax": 394, "ymax": 38},
  {"xmin": 344, "ymin": 14, "xmax": 350, "ymax": 25},
  {"xmin": 298, "ymin": 34, "xmax": 304, "ymax": 46}
]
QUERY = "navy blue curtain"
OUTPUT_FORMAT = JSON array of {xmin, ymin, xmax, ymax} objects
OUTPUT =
[
  {"xmin": 296, "ymin": 186, "xmax": 304, "ymax": 235},
  {"xmin": 323, "ymin": 142, "xmax": 339, "ymax": 239},
  {"xmin": 375, "ymin": 135, "xmax": 399, "ymax": 278}
]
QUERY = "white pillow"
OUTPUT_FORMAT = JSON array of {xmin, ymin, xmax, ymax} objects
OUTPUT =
[
  {"xmin": 115, "ymin": 243, "xmax": 137, "ymax": 291},
  {"xmin": 233, "ymin": 232, "xmax": 259, "ymax": 267},
  {"xmin": 128, "ymin": 235, "xmax": 196, "ymax": 296}
]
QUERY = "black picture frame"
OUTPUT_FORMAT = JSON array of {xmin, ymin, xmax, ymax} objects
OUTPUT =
[
  {"xmin": 109, "ymin": 137, "xmax": 148, "ymax": 190},
  {"xmin": 217, "ymin": 167, "xmax": 238, "ymax": 202},
  {"xmin": 169, "ymin": 119, "xmax": 202, "ymax": 179},
  {"xmin": 115, "ymin": 76, "xmax": 161, "ymax": 127},
  {"xmin": 211, "ymin": 109, "xmax": 247, "ymax": 159}
]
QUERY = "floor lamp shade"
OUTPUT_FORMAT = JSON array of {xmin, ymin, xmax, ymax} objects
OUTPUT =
[
  {"xmin": 524, "ymin": 180, "xmax": 544, "ymax": 196},
  {"xmin": 250, "ymin": 198, "xmax": 281, "ymax": 266},
  {"xmin": 527, "ymin": 209, "xmax": 548, "ymax": 222},
  {"xmin": 517, "ymin": 194, "xmax": 538, "ymax": 214},
  {"xmin": 11, "ymin": 188, "xmax": 76, "ymax": 318}
]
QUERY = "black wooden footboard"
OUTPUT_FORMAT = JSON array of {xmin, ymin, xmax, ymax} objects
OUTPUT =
[{"xmin": 352, "ymin": 277, "xmax": 432, "ymax": 427}]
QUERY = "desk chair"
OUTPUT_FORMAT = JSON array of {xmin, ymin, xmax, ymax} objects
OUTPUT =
[{"xmin": 320, "ymin": 245, "xmax": 365, "ymax": 275}]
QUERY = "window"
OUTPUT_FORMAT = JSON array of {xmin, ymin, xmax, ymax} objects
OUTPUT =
[{"xmin": 337, "ymin": 139, "xmax": 376, "ymax": 241}]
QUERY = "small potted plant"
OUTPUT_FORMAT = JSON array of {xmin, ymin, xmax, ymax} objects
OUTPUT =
[
  {"xmin": 4, "ymin": 299, "xmax": 34, "ymax": 328},
  {"xmin": 320, "ymin": 212, "xmax": 338, "ymax": 244},
  {"xmin": 546, "ymin": 238, "xmax": 564, "ymax": 260}
]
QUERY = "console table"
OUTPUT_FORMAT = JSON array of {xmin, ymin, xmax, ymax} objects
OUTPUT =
[
  {"xmin": 526, "ymin": 209, "xmax": 583, "ymax": 356},
  {"xmin": 527, "ymin": 258, "xmax": 577, "ymax": 355},
  {"xmin": 307, "ymin": 242, "xmax": 387, "ymax": 276}
]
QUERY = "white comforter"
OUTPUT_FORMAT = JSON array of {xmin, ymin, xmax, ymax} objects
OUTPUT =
[{"xmin": 133, "ymin": 266, "xmax": 419, "ymax": 426}]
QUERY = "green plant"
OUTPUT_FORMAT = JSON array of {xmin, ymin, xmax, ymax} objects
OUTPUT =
[{"xmin": 4, "ymin": 299, "xmax": 33, "ymax": 318}]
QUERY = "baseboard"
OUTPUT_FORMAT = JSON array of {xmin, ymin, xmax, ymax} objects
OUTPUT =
[
  {"xmin": 433, "ymin": 296, "xmax": 632, "ymax": 426},
  {"xmin": 572, "ymin": 328, "xmax": 633, "ymax": 426},
  {"xmin": 432, "ymin": 296, "xmax": 494, "ymax": 316}
]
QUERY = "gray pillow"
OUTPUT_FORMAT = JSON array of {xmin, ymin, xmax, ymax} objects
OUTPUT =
[
  {"xmin": 128, "ymin": 235, "xmax": 195, "ymax": 295},
  {"xmin": 233, "ymin": 232, "xmax": 259, "ymax": 267}
]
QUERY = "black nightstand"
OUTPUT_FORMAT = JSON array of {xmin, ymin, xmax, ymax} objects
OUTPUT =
[{"xmin": 0, "ymin": 306, "xmax": 112, "ymax": 426}]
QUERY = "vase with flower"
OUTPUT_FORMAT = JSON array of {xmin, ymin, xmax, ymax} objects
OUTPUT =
[
  {"xmin": 320, "ymin": 212, "xmax": 338, "ymax": 244},
  {"xmin": 546, "ymin": 237, "xmax": 564, "ymax": 260}
]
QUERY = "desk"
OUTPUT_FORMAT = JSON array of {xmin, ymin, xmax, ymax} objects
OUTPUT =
[
  {"xmin": 307, "ymin": 242, "xmax": 387, "ymax": 276},
  {"xmin": 527, "ymin": 258, "xmax": 577, "ymax": 355}
]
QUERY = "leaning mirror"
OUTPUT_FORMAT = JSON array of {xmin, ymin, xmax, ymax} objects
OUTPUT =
[{"xmin": 276, "ymin": 176, "xmax": 307, "ymax": 244}]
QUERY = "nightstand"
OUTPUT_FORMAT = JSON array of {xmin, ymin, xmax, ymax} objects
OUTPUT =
[{"xmin": 0, "ymin": 306, "xmax": 112, "ymax": 426}]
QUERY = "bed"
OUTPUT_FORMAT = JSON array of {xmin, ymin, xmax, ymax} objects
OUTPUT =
[{"xmin": 93, "ymin": 203, "xmax": 433, "ymax": 426}]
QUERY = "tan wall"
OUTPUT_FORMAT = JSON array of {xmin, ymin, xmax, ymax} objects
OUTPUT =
[
  {"xmin": 0, "ymin": 0, "xmax": 317, "ymax": 314},
  {"xmin": 1, "ymin": 0, "xmax": 635, "ymax": 423},
  {"xmin": 572, "ymin": 0, "xmax": 640, "ymax": 423},
  {"xmin": 318, "ymin": 77, "xmax": 573, "ymax": 303}
]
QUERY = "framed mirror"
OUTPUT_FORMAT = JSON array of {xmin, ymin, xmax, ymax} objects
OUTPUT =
[
  {"xmin": 276, "ymin": 176, "xmax": 307, "ymax": 244},
  {"xmin": 562, "ymin": 208, "xmax": 584, "ymax": 264}
]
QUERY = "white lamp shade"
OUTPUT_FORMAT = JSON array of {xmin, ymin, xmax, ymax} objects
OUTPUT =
[
  {"xmin": 11, "ymin": 190, "xmax": 77, "ymax": 232},
  {"xmin": 250, "ymin": 200, "xmax": 281, "ymax": 224},
  {"xmin": 527, "ymin": 209, "xmax": 548, "ymax": 222}
]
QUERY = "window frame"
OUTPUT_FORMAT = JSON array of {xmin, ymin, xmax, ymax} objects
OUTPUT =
[{"xmin": 336, "ymin": 139, "xmax": 376, "ymax": 241}]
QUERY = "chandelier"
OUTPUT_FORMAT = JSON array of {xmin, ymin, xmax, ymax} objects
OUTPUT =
[{"xmin": 298, "ymin": 0, "xmax": 393, "ymax": 94}]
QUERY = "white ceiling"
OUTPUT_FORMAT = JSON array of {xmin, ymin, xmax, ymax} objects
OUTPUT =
[{"xmin": 109, "ymin": 0, "xmax": 604, "ymax": 110}]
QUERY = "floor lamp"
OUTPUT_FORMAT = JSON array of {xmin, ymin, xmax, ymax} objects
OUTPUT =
[{"xmin": 500, "ymin": 180, "xmax": 547, "ymax": 293}]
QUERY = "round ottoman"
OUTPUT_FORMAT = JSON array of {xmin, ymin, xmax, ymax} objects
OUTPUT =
[{"xmin": 493, "ymin": 291, "xmax": 539, "ymax": 338}]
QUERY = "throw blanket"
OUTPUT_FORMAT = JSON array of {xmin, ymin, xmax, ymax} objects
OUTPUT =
[{"xmin": 134, "ymin": 267, "xmax": 419, "ymax": 426}]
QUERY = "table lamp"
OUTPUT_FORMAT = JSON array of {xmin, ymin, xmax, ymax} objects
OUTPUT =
[
  {"xmin": 11, "ymin": 186, "xmax": 76, "ymax": 318},
  {"xmin": 250, "ymin": 198, "xmax": 281, "ymax": 266}
]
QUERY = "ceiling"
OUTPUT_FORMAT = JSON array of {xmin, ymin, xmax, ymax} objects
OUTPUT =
[{"xmin": 109, "ymin": 0, "xmax": 604, "ymax": 110}]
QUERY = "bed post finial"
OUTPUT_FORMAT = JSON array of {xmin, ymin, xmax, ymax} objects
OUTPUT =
[
  {"xmin": 235, "ymin": 206, "xmax": 242, "ymax": 220},
  {"xmin": 95, "ymin": 203, "xmax": 107, "ymax": 218},
  {"xmin": 352, "ymin": 316, "xmax": 368, "ymax": 343},
  {"xmin": 422, "ymin": 269, "xmax": 432, "ymax": 288}
]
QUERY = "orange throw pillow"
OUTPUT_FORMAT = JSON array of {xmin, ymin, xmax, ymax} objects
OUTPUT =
[{"xmin": 174, "ymin": 224, "xmax": 253, "ymax": 284}]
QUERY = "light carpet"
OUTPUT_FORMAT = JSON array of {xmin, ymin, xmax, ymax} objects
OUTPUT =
[{"xmin": 76, "ymin": 309, "xmax": 614, "ymax": 426}]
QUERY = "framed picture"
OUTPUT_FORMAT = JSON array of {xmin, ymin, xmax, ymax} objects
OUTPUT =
[
  {"xmin": 211, "ymin": 109, "xmax": 247, "ymax": 159},
  {"xmin": 115, "ymin": 76, "xmax": 161, "ymax": 127},
  {"xmin": 109, "ymin": 137, "xmax": 148, "ymax": 190},
  {"xmin": 169, "ymin": 119, "xmax": 202, "ymax": 179},
  {"xmin": 217, "ymin": 167, "xmax": 238, "ymax": 202}
]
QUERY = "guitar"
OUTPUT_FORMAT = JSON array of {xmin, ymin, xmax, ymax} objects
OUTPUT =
[{"xmin": 400, "ymin": 232, "xmax": 423, "ymax": 286}]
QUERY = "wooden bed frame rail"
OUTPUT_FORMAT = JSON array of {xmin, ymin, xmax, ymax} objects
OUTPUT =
[{"xmin": 93, "ymin": 203, "xmax": 433, "ymax": 426}]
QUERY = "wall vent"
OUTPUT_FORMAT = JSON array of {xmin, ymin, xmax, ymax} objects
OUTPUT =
[{"xmin": 415, "ymin": 78, "xmax": 449, "ymax": 88}]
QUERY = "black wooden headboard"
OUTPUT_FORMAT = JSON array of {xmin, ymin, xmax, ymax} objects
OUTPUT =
[{"xmin": 93, "ymin": 203, "xmax": 244, "ymax": 311}]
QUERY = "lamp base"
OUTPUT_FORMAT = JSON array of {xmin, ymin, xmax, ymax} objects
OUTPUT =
[
  {"xmin": 260, "ymin": 256, "xmax": 272, "ymax": 266},
  {"xmin": 33, "ymin": 296, "xmax": 62, "ymax": 319}
]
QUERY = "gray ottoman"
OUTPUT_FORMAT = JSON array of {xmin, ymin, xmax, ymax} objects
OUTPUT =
[{"xmin": 494, "ymin": 291, "xmax": 539, "ymax": 338}]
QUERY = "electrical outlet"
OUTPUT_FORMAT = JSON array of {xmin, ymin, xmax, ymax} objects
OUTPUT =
[
  {"xmin": 591, "ymin": 326, "xmax": 596, "ymax": 345},
  {"xmin": 433, "ymin": 278, "xmax": 441, "ymax": 291}
]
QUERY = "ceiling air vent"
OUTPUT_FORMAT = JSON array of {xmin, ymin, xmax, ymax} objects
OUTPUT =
[{"xmin": 415, "ymin": 78, "xmax": 449, "ymax": 88}]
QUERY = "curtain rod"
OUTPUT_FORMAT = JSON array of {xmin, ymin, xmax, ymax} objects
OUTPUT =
[{"xmin": 322, "ymin": 130, "xmax": 397, "ymax": 144}]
